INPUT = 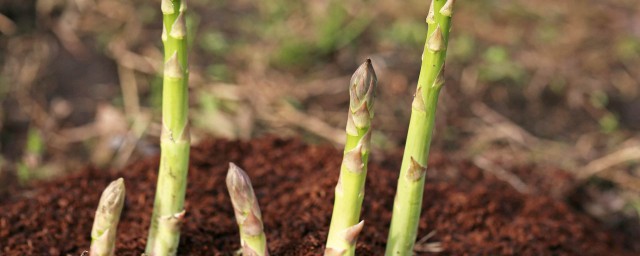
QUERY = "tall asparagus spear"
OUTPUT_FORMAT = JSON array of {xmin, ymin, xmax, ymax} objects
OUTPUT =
[
  {"xmin": 385, "ymin": 0, "xmax": 455, "ymax": 255},
  {"xmin": 145, "ymin": 0, "xmax": 190, "ymax": 255},
  {"xmin": 325, "ymin": 59, "xmax": 377, "ymax": 256},
  {"xmin": 90, "ymin": 178, "xmax": 126, "ymax": 256},
  {"xmin": 226, "ymin": 163, "xmax": 269, "ymax": 256}
]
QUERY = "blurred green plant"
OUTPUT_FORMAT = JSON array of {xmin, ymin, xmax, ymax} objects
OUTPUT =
[
  {"xmin": 17, "ymin": 126, "xmax": 44, "ymax": 183},
  {"xmin": 193, "ymin": 91, "xmax": 237, "ymax": 138},
  {"xmin": 378, "ymin": 19, "xmax": 427, "ymax": 47},
  {"xmin": 258, "ymin": 0, "xmax": 372, "ymax": 69},
  {"xmin": 599, "ymin": 113, "xmax": 619, "ymax": 134},
  {"xmin": 535, "ymin": 22, "xmax": 559, "ymax": 44},
  {"xmin": 479, "ymin": 46, "xmax": 526, "ymax": 84},
  {"xmin": 149, "ymin": 75, "xmax": 164, "ymax": 110},
  {"xmin": 200, "ymin": 31, "xmax": 230, "ymax": 56},
  {"xmin": 448, "ymin": 33, "xmax": 476, "ymax": 63},
  {"xmin": 590, "ymin": 90, "xmax": 609, "ymax": 110},
  {"xmin": 614, "ymin": 36, "xmax": 640, "ymax": 61}
]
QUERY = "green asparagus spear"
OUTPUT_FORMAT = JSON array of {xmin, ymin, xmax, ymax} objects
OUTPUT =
[
  {"xmin": 386, "ymin": 0, "xmax": 455, "ymax": 255},
  {"xmin": 325, "ymin": 59, "xmax": 377, "ymax": 256},
  {"xmin": 145, "ymin": 0, "xmax": 190, "ymax": 255},
  {"xmin": 90, "ymin": 178, "xmax": 126, "ymax": 256},
  {"xmin": 226, "ymin": 163, "xmax": 269, "ymax": 256}
]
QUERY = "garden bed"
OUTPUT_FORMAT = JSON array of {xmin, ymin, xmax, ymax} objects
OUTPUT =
[{"xmin": 1, "ymin": 136, "xmax": 636, "ymax": 255}]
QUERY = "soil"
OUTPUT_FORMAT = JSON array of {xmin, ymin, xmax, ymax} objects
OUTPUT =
[{"xmin": 1, "ymin": 136, "xmax": 637, "ymax": 255}]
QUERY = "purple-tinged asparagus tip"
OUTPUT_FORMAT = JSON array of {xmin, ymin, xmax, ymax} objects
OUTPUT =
[{"xmin": 349, "ymin": 59, "xmax": 377, "ymax": 114}]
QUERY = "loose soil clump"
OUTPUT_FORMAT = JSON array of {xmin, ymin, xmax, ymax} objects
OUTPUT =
[{"xmin": 0, "ymin": 137, "xmax": 636, "ymax": 255}]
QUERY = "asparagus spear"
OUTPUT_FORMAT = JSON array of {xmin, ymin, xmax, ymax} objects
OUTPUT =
[
  {"xmin": 90, "ymin": 178, "xmax": 126, "ymax": 256},
  {"xmin": 145, "ymin": 0, "xmax": 190, "ymax": 255},
  {"xmin": 226, "ymin": 163, "xmax": 269, "ymax": 256},
  {"xmin": 385, "ymin": 0, "xmax": 455, "ymax": 255},
  {"xmin": 325, "ymin": 59, "xmax": 377, "ymax": 256}
]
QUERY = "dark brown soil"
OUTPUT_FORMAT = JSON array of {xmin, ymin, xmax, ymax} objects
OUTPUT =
[{"xmin": 0, "ymin": 136, "xmax": 636, "ymax": 255}]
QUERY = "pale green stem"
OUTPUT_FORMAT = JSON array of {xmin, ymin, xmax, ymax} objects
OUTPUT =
[
  {"xmin": 385, "ymin": 0, "xmax": 454, "ymax": 255},
  {"xmin": 325, "ymin": 60, "xmax": 377, "ymax": 256},
  {"xmin": 145, "ymin": 0, "xmax": 190, "ymax": 255}
]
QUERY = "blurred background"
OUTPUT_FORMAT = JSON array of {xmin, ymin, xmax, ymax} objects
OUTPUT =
[{"xmin": 1, "ymin": 0, "xmax": 639, "ymax": 231}]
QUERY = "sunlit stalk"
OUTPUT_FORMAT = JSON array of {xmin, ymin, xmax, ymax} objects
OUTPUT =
[
  {"xmin": 145, "ymin": 0, "xmax": 190, "ymax": 255},
  {"xmin": 386, "ymin": 0, "xmax": 455, "ymax": 255},
  {"xmin": 325, "ymin": 60, "xmax": 377, "ymax": 256}
]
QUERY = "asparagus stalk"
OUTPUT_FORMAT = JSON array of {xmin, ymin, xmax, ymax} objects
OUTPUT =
[
  {"xmin": 324, "ymin": 59, "xmax": 377, "ymax": 256},
  {"xmin": 90, "ymin": 178, "xmax": 126, "ymax": 256},
  {"xmin": 385, "ymin": 0, "xmax": 455, "ymax": 255},
  {"xmin": 145, "ymin": 0, "xmax": 190, "ymax": 255},
  {"xmin": 226, "ymin": 163, "xmax": 269, "ymax": 256}
]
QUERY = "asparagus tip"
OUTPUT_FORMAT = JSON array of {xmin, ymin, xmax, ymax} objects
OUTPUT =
[
  {"xmin": 227, "ymin": 163, "xmax": 268, "ymax": 255},
  {"xmin": 349, "ymin": 59, "xmax": 377, "ymax": 113},
  {"xmin": 102, "ymin": 178, "xmax": 125, "ymax": 211},
  {"xmin": 90, "ymin": 178, "xmax": 126, "ymax": 256},
  {"xmin": 226, "ymin": 163, "xmax": 264, "ymax": 234},
  {"xmin": 227, "ymin": 163, "xmax": 254, "ymax": 196}
]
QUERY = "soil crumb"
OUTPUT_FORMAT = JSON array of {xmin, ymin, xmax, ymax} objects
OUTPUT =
[{"xmin": 0, "ymin": 136, "xmax": 636, "ymax": 255}]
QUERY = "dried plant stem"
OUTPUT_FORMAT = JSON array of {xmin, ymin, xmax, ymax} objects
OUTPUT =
[
  {"xmin": 145, "ymin": 0, "xmax": 190, "ymax": 255},
  {"xmin": 386, "ymin": 0, "xmax": 455, "ymax": 255},
  {"xmin": 325, "ymin": 60, "xmax": 377, "ymax": 256}
]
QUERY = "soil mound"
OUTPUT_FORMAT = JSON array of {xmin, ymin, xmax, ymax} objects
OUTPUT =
[{"xmin": 0, "ymin": 137, "xmax": 634, "ymax": 255}]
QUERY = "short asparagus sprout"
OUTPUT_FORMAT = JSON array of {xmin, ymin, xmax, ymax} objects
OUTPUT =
[
  {"xmin": 146, "ymin": 0, "xmax": 191, "ymax": 255},
  {"xmin": 226, "ymin": 163, "xmax": 269, "ymax": 256},
  {"xmin": 386, "ymin": 0, "xmax": 455, "ymax": 255},
  {"xmin": 325, "ymin": 59, "xmax": 377, "ymax": 256},
  {"xmin": 90, "ymin": 178, "xmax": 126, "ymax": 256}
]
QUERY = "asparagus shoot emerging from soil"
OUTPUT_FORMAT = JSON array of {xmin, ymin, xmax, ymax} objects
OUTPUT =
[
  {"xmin": 386, "ymin": 0, "xmax": 455, "ymax": 254},
  {"xmin": 325, "ymin": 59, "xmax": 377, "ymax": 256},
  {"xmin": 90, "ymin": 178, "xmax": 125, "ymax": 256},
  {"xmin": 146, "ymin": 0, "xmax": 190, "ymax": 255},
  {"xmin": 226, "ymin": 163, "xmax": 269, "ymax": 256}
]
